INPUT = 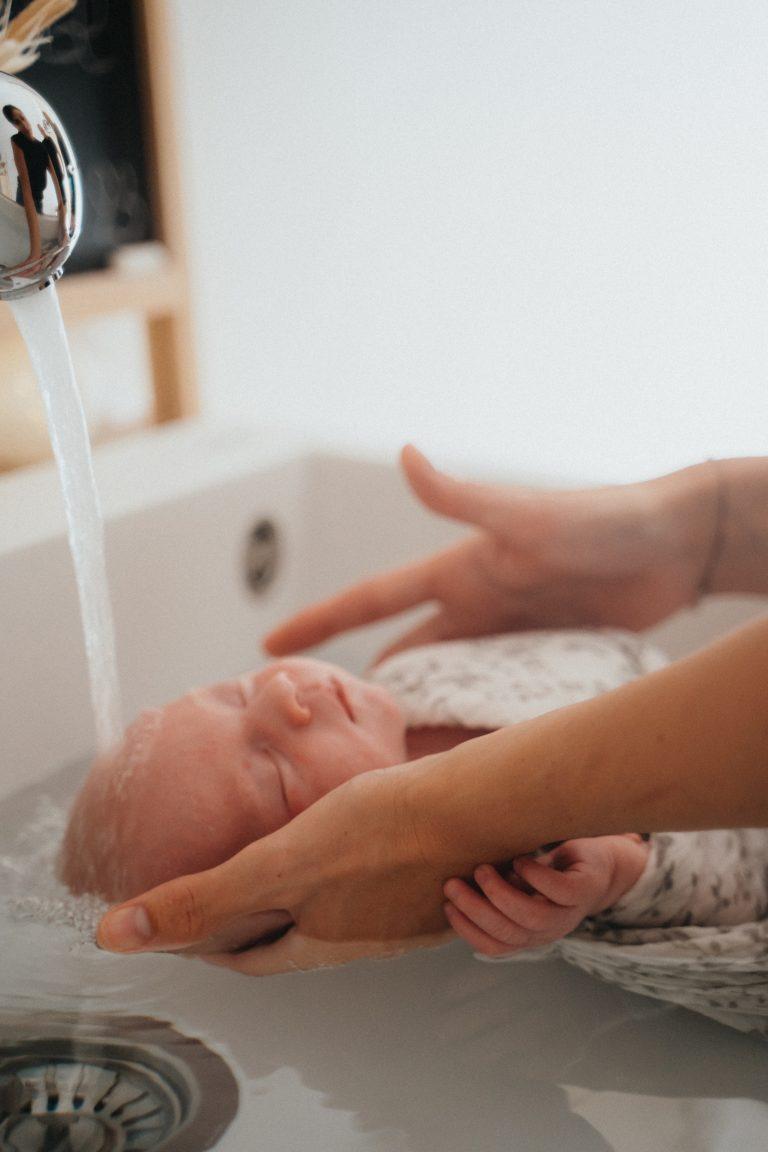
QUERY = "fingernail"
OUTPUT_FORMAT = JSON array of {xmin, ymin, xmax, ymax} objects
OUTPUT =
[
  {"xmin": 475, "ymin": 866, "xmax": 490, "ymax": 882},
  {"xmin": 98, "ymin": 905, "xmax": 153, "ymax": 952}
]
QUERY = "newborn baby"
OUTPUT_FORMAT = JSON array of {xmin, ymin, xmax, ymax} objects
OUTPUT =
[{"xmin": 61, "ymin": 631, "xmax": 657, "ymax": 934}]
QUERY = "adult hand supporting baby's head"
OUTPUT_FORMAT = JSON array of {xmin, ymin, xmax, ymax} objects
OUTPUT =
[{"xmin": 96, "ymin": 760, "xmax": 455, "ymax": 974}]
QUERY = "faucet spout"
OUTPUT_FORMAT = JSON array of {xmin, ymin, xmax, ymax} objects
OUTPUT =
[{"xmin": 0, "ymin": 70, "xmax": 81, "ymax": 300}]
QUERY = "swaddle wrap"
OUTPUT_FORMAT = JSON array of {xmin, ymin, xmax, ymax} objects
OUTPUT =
[
  {"xmin": 372, "ymin": 630, "xmax": 768, "ymax": 1037},
  {"xmin": 371, "ymin": 627, "xmax": 667, "ymax": 729}
]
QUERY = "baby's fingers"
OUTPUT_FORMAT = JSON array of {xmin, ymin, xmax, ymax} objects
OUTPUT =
[
  {"xmin": 444, "ymin": 877, "xmax": 537, "ymax": 951},
  {"xmin": 448, "ymin": 869, "xmax": 566, "ymax": 939},
  {"xmin": 474, "ymin": 865, "xmax": 574, "ymax": 935},
  {"xmin": 443, "ymin": 901, "xmax": 527, "ymax": 958}
]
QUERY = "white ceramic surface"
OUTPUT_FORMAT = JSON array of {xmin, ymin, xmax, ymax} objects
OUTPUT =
[{"xmin": 1, "ymin": 420, "xmax": 767, "ymax": 1150}]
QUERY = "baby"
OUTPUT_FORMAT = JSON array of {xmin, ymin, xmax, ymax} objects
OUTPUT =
[{"xmin": 61, "ymin": 631, "xmax": 657, "ymax": 956}]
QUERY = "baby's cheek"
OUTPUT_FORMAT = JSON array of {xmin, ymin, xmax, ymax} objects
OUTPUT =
[
  {"xmin": 297, "ymin": 739, "xmax": 369, "ymax": 795},
  {"xmin": 369, "ymin": 688, "xmax": 407, "ymax": 738},
  {"xmin": 343, "ymin": 731, "xmax": 402, "ymax": 777}
]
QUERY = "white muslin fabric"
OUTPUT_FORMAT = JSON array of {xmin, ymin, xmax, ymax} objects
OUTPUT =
[
  {"xmin": 371, "ymin": 629, "xmax": 768, "ymax": 1037},
  {"xmin": 370, "ymin": 628, "xmax": 667, "ymax": 730}
]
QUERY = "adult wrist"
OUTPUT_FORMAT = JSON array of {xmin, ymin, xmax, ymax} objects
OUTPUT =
[
  {"xmin": 696, "ymin": 460, "xmax": 727, "ymax": 597},
  {"xmin": 655, "ymin": 455, "xmax": 768, "ymax": 597},
  {"xmin": 402, "ymin": 711, "xmax": 598, "ymax": 872},
  {"xmin": 703, "ymin": 458, "xmax": 768, "ymax": 595},
  {"xmin": 644, "ymin": 460, "xmax": 718, "ymax": 604}
]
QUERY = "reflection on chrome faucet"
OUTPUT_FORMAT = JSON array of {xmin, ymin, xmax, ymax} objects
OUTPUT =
[
  {"xmin": 3, "ymin": 102, "xmax": 67, "ymax": 266},
  {"xmin": 5, "ymin": 105, "xmax": 49, "ymax": 211},
  {"xmin": 0, "ymin": 70, "xmax": 81, "ymax": 300}
]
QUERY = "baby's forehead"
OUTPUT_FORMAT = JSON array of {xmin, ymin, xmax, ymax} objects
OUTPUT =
[
  {"xmin": 109, "ymin": 707, "xmax": 165, "ymax": 796},
  {"xmin": 124, "ymin": 707, "xmax": 164, "ymax": 751}
]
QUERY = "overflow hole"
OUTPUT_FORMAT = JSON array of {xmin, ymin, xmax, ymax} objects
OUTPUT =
[{"xmin": 244, "ymin": 518, "xmax": 280, "ymax": 594}]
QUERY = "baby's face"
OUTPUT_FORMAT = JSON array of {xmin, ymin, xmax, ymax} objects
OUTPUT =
[{"xmin": 61, "ymin": 658, "xmax": 406, "ymax": 902}]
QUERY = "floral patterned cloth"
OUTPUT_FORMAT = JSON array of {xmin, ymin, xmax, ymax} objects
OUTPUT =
[{"xmin": 371, "ymin": 628, "xmax": 667, "ymax": 730}]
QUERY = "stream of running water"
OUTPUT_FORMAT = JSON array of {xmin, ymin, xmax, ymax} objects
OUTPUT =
[{"xmin": 10, "ymin": 285, "xmax": 123, "ymax": 755}]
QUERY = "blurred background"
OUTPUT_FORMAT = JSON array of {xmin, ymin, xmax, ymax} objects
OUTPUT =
[{"xmin": 1, "ymin": 0, "xmax": 766, "ymax": 482}]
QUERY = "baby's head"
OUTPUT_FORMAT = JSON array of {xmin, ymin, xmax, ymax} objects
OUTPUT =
[{"xmin": 60, "ymin": 658, "xmax": 406, "ymax": 902}]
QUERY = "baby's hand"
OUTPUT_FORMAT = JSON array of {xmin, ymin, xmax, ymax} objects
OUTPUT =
[{"xmin": 443, "ymin": 834, "xmax": 649, "ymax": 958}]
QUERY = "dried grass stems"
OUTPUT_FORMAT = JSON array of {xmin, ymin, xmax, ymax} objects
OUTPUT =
[{"xmin": 0, "ymin": 0, "xmax": 76, "ymax": 74}]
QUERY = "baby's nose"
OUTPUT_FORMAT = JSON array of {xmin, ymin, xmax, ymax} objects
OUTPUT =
[{"xmin": 254, "ymin": 670, "xmax": 312, "ymax": 728}]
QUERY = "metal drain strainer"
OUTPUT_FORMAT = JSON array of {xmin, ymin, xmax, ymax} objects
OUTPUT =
[{"xmin": 0, "ymin": 1016, "xmax": 239, "ymax": 1152}]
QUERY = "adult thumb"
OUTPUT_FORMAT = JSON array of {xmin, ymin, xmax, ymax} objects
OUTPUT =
[
  {"xmin": 96, "ymin": 847, "xmax": 288, "ymax": 954},
  {"xmin": 400, "ymin": 444, "xmax": 521, "ymax": 534}
]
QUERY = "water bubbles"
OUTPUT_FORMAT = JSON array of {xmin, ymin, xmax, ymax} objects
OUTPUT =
[{"xmin": 1, "ymin": 794, "xmax": 106, "ymax": 951}]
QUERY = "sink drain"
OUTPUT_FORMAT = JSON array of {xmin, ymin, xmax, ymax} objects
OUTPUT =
[
  {"xmin": 0, "ymin": 1050, "xmax": 183, "ymax": 1151},
  {"xmin": 0, "ymin": 1015, "xmax": 238, "ymax": 1152}
]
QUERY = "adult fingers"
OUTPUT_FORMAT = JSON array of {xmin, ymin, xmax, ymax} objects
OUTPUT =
[
  {"xmin": 401, "ymin": 444, "xmax": 537, "ymax": 537},
  {"xmin": 179, "ymin": 910, "xmax": 293, "ymax": 956},
  {"xmin": 97, "ymin": 844, "xmax": 289, "ymax": 954},
  {"xmin": 202, "ymin": 925, "xmax": 452, "ymax": 976},
  {"xmin": 262, "ymin": 557, "xmax": 438, "ymax": 656}
]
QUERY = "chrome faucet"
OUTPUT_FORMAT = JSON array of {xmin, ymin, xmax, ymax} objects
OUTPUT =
[{"xmin": 0, "ymin": 70, "xmax": 81, "ymax": 300}]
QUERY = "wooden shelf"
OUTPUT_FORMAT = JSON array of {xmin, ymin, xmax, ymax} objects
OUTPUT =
[
  {"xmin": 0, "ymin": 260, "xmax": 186, "ymax": 336},
  {"xmin": 0, "ymin": 0, "xmax": 197, "ymax": 457}
]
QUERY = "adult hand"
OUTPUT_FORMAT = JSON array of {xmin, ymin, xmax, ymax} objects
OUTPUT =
[
  {"xmin": 264, "ymin": 445, "xmax": 716, "ymax": 662},
  {"xmin": 96, "ymin": 759, "xmax": 470, "ymax": 974}
]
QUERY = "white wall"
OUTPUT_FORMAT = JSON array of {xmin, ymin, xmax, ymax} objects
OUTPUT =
[{"xmin": 171, "ymin": 0, "xmax": 768, "ymax": 483}]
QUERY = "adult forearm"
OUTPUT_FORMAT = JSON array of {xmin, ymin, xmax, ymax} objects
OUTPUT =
[{"xmin": 408, "ymin": 615, "xmax": 768, "ymax": 867}]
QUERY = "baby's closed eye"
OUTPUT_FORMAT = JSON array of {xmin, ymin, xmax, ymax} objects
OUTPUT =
[{"xmin": 203, "ymin": 681, "xmax": 248, "ymax": 708}]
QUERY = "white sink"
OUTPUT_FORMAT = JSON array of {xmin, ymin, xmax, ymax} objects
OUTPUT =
[{"xmin": 1, "ymin": 420, "xmax": 766, "ymax": 1151}]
